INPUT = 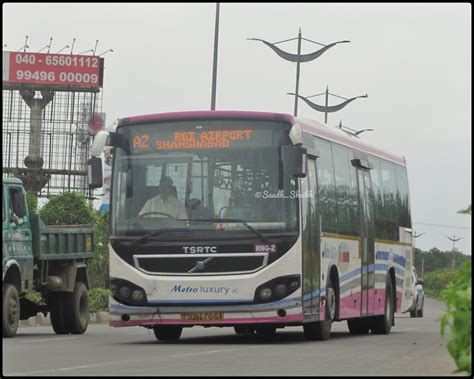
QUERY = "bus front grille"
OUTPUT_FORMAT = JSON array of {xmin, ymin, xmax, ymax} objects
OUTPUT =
[{"xmin": 133, "ymin": 253, "xmax": 268, "ymax": 276}]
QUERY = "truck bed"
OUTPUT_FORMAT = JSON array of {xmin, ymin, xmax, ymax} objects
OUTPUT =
[{"xmin": 30, "ymin": 214, "xmax": 95, "ymax": 260}]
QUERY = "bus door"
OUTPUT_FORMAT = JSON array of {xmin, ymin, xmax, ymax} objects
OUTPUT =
[
  {"xmin": 354, "ymin": 162, "xmax": 375, "ymax": 317},
  {"xmin": 302, "ymin": 158, "xmax": 321, "ymax": 319}
]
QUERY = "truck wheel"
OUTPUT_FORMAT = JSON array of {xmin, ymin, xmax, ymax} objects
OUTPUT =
[
  {"xmin": 64, "ymin": 283, "xmax": 90, "ymax": 334},
  {"xmin": 49, "ymin": 292, "xmax": 69, "ymax": 334},
  {"xmin": 3, "ymin": 284, "xmax": 20, "ymax": 338}
]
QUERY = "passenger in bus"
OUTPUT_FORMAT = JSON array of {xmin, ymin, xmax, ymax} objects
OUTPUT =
[
  {"xmin": 220, "ymin": 189, "xmax": 254, "ymax": 220},
  {"xmin": 139, "ymin": 176, "xmax": 187, "ymax": 219},
  {"xmin": 188, "ymin": 198, "xmax": 213, "ymax": 220}
]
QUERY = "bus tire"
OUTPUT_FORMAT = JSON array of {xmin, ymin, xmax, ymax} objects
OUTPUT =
[
  {"xmin": 303, "ymin": 277, "xmax": 335, "ymax": 341},
  {"xmin": 3, "ymin": 284, "xmax": 20, "ymax": 338},
  {"xmin": 234, "ymin": 325, "xmax": 255, "ymax": 335},
  {"xmin": 153, "ymin": 325, "xmax": 183, "ymax": 341},
  {"xmin": 255, "ymin": 325, "xmax": 277, "ymax": 336},
  {"xmin": 49, "ymin": 292, "xmax": 69, "ymax": 334},
  {"xmin": 64, "ymin": 282, "xmax": 90, "ymax": 335},
  {"xmin": 370, "ymin": 276, "xmax": 394, "ymax": 335},
  {"xmin": 347, "ymin": 318, "xmax": 370, "ymax": 335}
]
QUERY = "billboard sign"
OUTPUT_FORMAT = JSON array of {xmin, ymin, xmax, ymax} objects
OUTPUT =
[{"xmin": 2, "ymin": 51, "xmax": 104, "ymax": 91}]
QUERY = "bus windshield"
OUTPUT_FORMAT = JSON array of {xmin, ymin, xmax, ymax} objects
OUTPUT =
[{"xmin": 111, "ymin": 119, "xmax": 299, "ymax": 240}]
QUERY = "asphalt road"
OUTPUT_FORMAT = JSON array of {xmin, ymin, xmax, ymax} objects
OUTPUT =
[{"xmin": 2, "ymin": 297, "xmax": 461, "ymax": 376}]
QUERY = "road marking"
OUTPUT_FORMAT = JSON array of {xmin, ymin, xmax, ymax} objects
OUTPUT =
[
  {"xmin": 398, "ymin": 327, "xmax": 419, "ymax": 331},
  {"xmin": 20, "ymin": 337, "xmax": 78, "ymax": 343},
  {"xmin": 9, "ymin": 349, "xmax": 236, "ymax": 376}
]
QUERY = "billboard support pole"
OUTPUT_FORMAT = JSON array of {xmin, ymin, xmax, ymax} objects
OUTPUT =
[{"xmin": 19, "ymin": 89, "xmax": 55, "ymax": 193}]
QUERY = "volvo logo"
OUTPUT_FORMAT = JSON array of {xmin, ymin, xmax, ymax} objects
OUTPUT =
[
  {"xmin": 183, "ymin": 246, "xmax": 217, "ymax": 254},
  {"xmin": 188, "ymin": 257, "xmax": 214, "ymax": 273}
]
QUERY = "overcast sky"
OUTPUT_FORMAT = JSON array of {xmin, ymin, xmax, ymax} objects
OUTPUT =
[{"xmin": 3, "ymin": 3, "xmax": 471, "ymax": 255}]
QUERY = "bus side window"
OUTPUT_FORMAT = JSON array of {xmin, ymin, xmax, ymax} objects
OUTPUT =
[
  {"xmin": 380, "ymin": 160, "xmax": 399, "ymax": 241},
  {"xmin": 368, "ymin": 155, "xmax": 385, "ymax": 240},
  {"xmin": 314, "ymin": 137, "xmax": 337, "ymax": 234}
]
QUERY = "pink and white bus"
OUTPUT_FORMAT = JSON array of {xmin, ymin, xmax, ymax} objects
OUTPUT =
[{"xmin": 88, "ymin": 110, "xmax": 414, "ymax": 341}]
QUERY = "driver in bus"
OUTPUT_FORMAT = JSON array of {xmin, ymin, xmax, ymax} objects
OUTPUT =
[{"xmin": 139, "ymin": 176, "xmax": 187, "ymax": 220}]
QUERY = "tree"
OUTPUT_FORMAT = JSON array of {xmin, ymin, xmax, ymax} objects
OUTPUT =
[{"xmin": 39, "ymin": 192, "xmax": 94, "ymax": 225}]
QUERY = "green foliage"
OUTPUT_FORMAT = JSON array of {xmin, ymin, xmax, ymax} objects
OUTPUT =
[
  {"xmin": 89, "ymin": 287, "xmax": 111, "ymax": 313},
  {"xmin": 24, "ymin": 291, "xmax": 45, "ymax": 304},
  {"xmin": 88, "ymin": 212, "xmax": 110, "ymax": 289},
  {"xmin": 26, "ymin": 193, "xmax": 38, "ymax": 214},
  {"xmin": 440, "ymin": 261, "xmax": 472, "ymax": 375},
  {"xmin": 422, "ymin": 268, "xmax": 459, "ymax": 299},
  {"xmin": 39, "ymin": 192, "xmax": 94, "ymax": 225},
  {"xmin": 414, "ymin": 247, "xmax": 471, "ymax": 276}
]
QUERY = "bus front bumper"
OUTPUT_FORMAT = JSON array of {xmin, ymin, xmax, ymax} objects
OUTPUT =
[{"xmin": 108, "ymin": 298, "xmax": 304, "ymax": 328}]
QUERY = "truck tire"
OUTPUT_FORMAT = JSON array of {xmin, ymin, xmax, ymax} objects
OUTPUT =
[
  {"xmin": 64, "ymin": 282, "xmax": 90, "ymax": 334},
  {"xmin": 49, "ymin": 292, "xmax": 69, "ymax": 334},
  {"xmin": 3, "ymin": 284, "xmax": 20, "ymax": 338}
]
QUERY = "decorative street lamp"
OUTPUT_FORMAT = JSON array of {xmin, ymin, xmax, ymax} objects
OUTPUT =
[
  {"xmin": 249, "ymin": 29, "xmax": 349, "ymax": 116},
  {"xmin": 445, "ymin": 234, "xmax": 463, "ymax": 268},
  {"xmin": 287, "ymin": 86, "xmax": 367, "ymax": 123},
  {"xmin": 336, "ymin": 120, "xmax": 374, "ymax": 138}
]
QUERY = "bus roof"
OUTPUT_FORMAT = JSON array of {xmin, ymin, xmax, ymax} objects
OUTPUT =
[
  {"xmin": 118, "ymin": 110, "xmax": 406, "ymax": 166},
  {"xmin": 118, "ymin": 110, "xmax": 294, "ymax": 125},
  {"xmin": 295, "ymin": 117, "xmax": 407, "ymax": 166}
]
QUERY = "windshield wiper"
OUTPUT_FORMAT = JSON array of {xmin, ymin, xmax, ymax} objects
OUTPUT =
[
  {"xmin": 179, "ymin": 218, "xmax": 273, "ymax": 244},
  {"xmin": 129, "ymin": 227, "xmax": 190, "ymax": 248}
]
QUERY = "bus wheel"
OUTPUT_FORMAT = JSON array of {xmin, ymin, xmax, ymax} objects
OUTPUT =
[
  {"xmin": 49, "ymin": 292, "xmax": 69, "ymax": 334},
  {"xmin": 303, "ymin": 277, "xmax": 335, "ymax": 341},
  {"xmin": 255, "ymin": 325, "xmax": 277, "ymax": 336},
  {"xmin": 64, "ymin": 282, "xmax": 90, "ymax": 334},
  {"xmin": 234, "ymin": 325, "xmax": 255, "ymax": 335},
  {"xmin": 153, "ymin": 325, "xmax": 183, "ymax": 341},
  {"xmin": 347, "ymin": 318, "xmax": 370, "ymax": 335},
  {"xmin": 370, "ymin": 276, "xmax": 394, "ymax": 335},
  {"xmin": 3, "ymin": 284, "xmax": 20, "ymax": 338}
]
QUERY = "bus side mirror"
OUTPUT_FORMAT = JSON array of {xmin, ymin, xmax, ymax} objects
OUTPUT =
[
  {"xmin": 87, "ymin": 157, "xmax": 103, "ymax": 189},
  {"xmin": 282, "ymin": 145, "xmax": 307, "ymax": 178}
]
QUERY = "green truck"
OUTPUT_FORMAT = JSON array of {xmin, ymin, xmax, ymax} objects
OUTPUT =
[{"xmin": 2, "ymin": 178, "xmax": 96, "ymax": 338}]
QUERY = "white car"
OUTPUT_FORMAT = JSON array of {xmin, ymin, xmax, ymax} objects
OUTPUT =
[{"xmin": 409, "ymin": 267, "xmax": 425, "ymax": 318}]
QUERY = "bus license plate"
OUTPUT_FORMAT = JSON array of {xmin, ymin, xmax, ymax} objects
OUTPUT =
[{"xmin": 181, "ymin": 312, "xmax": 224, "ymax": 322}]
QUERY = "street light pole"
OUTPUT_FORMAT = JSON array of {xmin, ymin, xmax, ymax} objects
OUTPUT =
[
  {"xmin": 294, "ymin": 29, "xmax": 302, "ymax": 116},
  {"xmin": 210, "ymin": 2, "xmax": 220, "ymax": 111},
  {"xmin": 445, "ymin": 234, "xmax": 462, "ymax": 269}
]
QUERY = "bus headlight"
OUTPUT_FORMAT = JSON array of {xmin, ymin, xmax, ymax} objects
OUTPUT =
[
  {"xmin": 259, "ymin": 287, "xmax": 273, "ymax": 300},
  {"xmin": 132, "ymin": 289, "xmax": 145, "ymax": 302},
  {"xmin": 110, "ymin": 278, "xmax": 148, "ymax": 306},
  {"xmin": 274, "ymin": 284, "xmax": 287, "ymax": 297},
  {"xmin": 119, "ymin": 286, "xmax": 131, "ymax": 299},
  {"xmin": 254, "ymin": 275, "xmax": 300, "ymax": 303}
]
